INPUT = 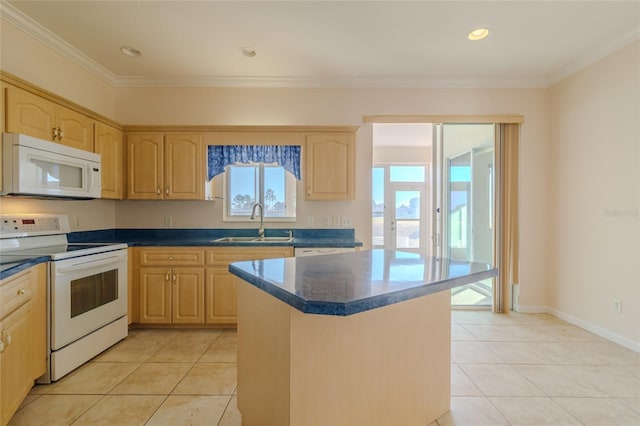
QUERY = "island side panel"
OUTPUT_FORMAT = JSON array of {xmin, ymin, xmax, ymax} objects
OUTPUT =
[
  {"xmin": 288, "ymin": 290, "xmax": 451, "ymax": 426},
  {"xmin": 236, "ymin": 280, "xmax": 291, "ymax": 426}
]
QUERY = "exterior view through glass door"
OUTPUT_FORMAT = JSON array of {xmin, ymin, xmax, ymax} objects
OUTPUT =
[
  {"xmin": 372, "ymin": 166, "xmax": 428, "ymax": 254},
  {"xmin": 439, "ymin": 124, "xmax": 495, "ymax": 307}
]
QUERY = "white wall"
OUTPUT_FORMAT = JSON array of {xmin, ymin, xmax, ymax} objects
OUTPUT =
[
  {"xmin": 0, "ymin": 20, "xmax": 116, "ymax": 119},
  {"xmin": 548, "ymin": 40, "xmax": 640, "ymax": 349}
]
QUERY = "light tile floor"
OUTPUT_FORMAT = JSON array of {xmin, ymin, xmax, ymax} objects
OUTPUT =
[{"xmin": 9, "ymin": 311, "xmax": 640, "ymax": 425}]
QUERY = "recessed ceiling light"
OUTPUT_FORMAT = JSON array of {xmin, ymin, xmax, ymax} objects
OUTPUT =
[
  {"xmin": 468, "ymin": 28, "xmax": 490, "ymax": 41},
  {"xmin": 120, "ymin": 46, "xmax": 142, "ymax": 57},
  {"xmin": 239, "ymin": 47, "xmax": 257, "ymax": 58}
]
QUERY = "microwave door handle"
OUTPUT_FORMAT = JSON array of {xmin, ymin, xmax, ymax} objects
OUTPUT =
[{"xmin": 56, "ymin": 252, "xmax": 126, "ymax": 274}]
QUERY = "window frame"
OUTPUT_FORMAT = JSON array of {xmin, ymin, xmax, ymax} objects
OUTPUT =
[{"xmin": 222, "ymin": 162, "xmax": 297, "ymax": 223}]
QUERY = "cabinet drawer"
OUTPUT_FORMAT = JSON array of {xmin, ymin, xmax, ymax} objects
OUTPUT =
[
  {"xmin": 205, "ymin": 247, "xmax": 293, "ymax": 266},
  {"xmin": 138, "ymin": 248, "xmax": 204, "ymax": 266},
  {"xmin": 0, "ymin": 270, "xmax": 34, "ymax": 320}
]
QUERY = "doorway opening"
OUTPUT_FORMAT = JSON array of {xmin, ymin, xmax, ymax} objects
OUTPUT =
[{"xmin": 372, "ymin": 122, "xmax": 496, "ymax": 308}]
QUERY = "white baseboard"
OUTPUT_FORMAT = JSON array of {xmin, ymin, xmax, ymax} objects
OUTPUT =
[
  {"xmin": 516, "ymin": 304, "xmax": 640, "ymax": 353},
  {"xmin": 515, "ymin": 305, "xmax": 549, "ymax": 314}
]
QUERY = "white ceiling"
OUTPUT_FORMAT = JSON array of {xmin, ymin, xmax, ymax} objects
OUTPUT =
[{"xmin": 2, "ymin": 0, "xmax": 639, "ymax": 89}]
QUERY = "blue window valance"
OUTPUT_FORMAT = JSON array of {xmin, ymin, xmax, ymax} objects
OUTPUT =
[{"xmin": 208, "ymin": 145, "xmax": 301, "ymax": 181}]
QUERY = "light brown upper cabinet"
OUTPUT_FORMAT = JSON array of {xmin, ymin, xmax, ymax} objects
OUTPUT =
[
  {"xmin": 305, "ymin": 133, "xmax": 355, "ymax": 200},
  {"xmin": 126, "ymin": 133, "xmax": 204, "ymax": 200},
  {"xmin": 94, "ymin": 123, "xmax": 123, "ymax": 199},
  {"xmin": 5, "ymin": 86, "xmax": 94, "ymax": 151}
]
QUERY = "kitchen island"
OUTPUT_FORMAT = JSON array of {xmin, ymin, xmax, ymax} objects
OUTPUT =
[{"xmin": 229, "ymin": 249, "xmax": 497, "ymax": 426}]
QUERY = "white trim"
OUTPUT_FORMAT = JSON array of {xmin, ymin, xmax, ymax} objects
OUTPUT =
[
  {"xmin": 547, "ymin": 28, "xmax": 640, "ymax": 86},
  {"xmin": 516, "ymin": 304, "xmax": 640, "ymax": 353},
  {"xmin": 0, "ymin": 2, "xmax": 118, "ymax": 86}
]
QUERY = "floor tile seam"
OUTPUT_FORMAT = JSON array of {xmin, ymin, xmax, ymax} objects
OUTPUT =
[
  {"xmin": 489, "ymin": 362, "xmax": 549, "ymax": 398},
  {"xmin": 216, "ymin": 394, "xmax": 236, "ymax": 426},
  {"xmin": 140, "ymin": 394, "xmax": 171, "ymax": 426},
  {"xmin": 15, "ymin": 393, "xmax": 43, "ymax": 412},
  {"xmin": 456, "ymin": 361, "xmax": 639, "ymax": 367},
  {"xmin": 487, "ymin": 395, "xmax": 587, "ymax": 426},
  {"xmin": 439, "ymin": 396, "xmax": 513, "ymax": 426},
  {"xmin": 509, "ymin": 365, "xmax": 614, "ymax": 399},
  {"xmin": 165, "ymin": 360, "xmax": 199, "ymax": 396},
  {"xmin": 169, "ymin": 392, "xmax": 237, "ymax": 396},
  {"xmin": 67, "ymin": 393, "xmax": 108, "ymax": 425}
]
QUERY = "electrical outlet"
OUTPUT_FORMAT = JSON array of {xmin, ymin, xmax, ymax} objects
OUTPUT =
[
  {"xmin": 613, "ymin": 299, "xmax": 622, "ymax": 313},
  {"xmin": 323, "ymin": 217, "xmax": 330, "ymax": 227},
  {"xmin": 307, "ymin": 216, "xmax": 314, "ymax": 227},
  {"xmin": 341, "ymin": 216, "xmax": 352, "ymax": 227},
  {"xmin": 164, "ymin": 216, "xmax": 173, "ymax": 227},
  {"xmin": 332, "ymin": 216, "xmax": 340, "ymax": 227}
]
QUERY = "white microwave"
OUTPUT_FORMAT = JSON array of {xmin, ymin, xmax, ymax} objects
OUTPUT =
[{"xmin": 1, "ymin": 133, "xmax": 101, "ymax": 199}]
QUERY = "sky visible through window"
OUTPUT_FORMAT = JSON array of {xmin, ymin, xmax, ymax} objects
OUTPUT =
[
  {"xmin": 373, "ymin": 166, "xmax": 426, "ymax": 210},
  {"xmin": 229, "ymin": 164, "xmax": 287, "ymax": 216}
]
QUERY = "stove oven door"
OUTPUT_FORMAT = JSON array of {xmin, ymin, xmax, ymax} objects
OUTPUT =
[{"xmin": 50, "ymin": 249, "xmax": 127, "ymax": 350}]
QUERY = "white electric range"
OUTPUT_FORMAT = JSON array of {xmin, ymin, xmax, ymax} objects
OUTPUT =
[{"xmin": 0, "ymin": 214, "xmax": 128, "ymax": 382}]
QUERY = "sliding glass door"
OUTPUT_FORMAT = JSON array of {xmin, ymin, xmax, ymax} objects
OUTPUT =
[{"xmin": 437, "ymin": 124, "xmax": 495, "ymax": 307}]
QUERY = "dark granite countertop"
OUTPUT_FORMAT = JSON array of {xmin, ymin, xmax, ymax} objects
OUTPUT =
[
  {"xmin": 229, "ymin": 249, "xmax": 498, "ymax": 316},
  {"xmin": 0, "ymin": 255, "xmax": 50, "ymax": 280},
  {"xmin": 1, "ymin": 228, "xmax": 362, "ymax": 280}
]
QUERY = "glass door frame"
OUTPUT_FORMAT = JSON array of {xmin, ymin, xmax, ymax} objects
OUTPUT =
[
  {"xmin": 432, "ymin": 123, "xmax": 498, "ymax": 309},
  {"xmin": 372, "ymin": 163, "xmax": 431, "ymax": 256}
]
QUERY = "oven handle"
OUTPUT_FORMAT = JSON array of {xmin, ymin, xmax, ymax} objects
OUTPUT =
[{"xmin": 55, "ymin": 251, "xmax": 127, "ymax": 274}]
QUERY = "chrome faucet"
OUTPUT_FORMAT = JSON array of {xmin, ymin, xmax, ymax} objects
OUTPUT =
[{"xmin": 250, "ymin": 202, "xmax": 265, "ymax": 238}]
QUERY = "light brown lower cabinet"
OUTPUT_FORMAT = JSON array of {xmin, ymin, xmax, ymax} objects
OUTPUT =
[
  {"xmin": 205, "ymin": 247, "xmax": 293, "ymax": 325},
  {"xmin": 139, "ymin": 267, "xmax": 205, "ymax": 324},
  {"xmin": 0, "ymin": 263, "xmax": 46, "ymax": 426},
  {"xmin": 132, "ymin": 246, "xmax": 293, "ymax": 327}
]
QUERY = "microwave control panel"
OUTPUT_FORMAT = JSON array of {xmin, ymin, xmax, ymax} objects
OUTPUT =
[{"xmin": 0, "ymin": 214, "xmax": 70, "ymax": 237}]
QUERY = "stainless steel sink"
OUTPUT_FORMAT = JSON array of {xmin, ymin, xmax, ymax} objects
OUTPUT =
[{"xmin": 213, "ymin": 236, "xmax": 293, "ymax": 243}]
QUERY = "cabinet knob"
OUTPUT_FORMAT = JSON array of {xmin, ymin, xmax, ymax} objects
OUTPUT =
[
  {"xmin": 52, "ymin": 127, "xmax": 59, "ymax": 141},
  {"xmin": 1, "ymin": 329, "xmax": 11, "ymax": 346},
  {"xmin": 165, "ymin": 187, "xmax": 169, "ymax": 196},
  {"xmin": 168, "ymin": 256, "xmax": 173, "ymax": 260},
  {"xmin": 165, "ymin": 272, "xmax": 170, "ymax": 281},
  {"xmin": 156, "ymin": 187, "xmax": 161, "ymax": 196},
  {"xmin": 172, "ymin": 274, "xmax": 177, "ymax": 282},
  {"xmin": 17, "ymin": 288, "xmax": 26, "ymax": 296},
  {"xmin": 58, "ymin": 128, "xmax": 64, "ymax": 140}
]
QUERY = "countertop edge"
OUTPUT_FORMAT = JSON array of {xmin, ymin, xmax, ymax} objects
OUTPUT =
[{"xmin": 229, "ymin": 255, "xmax": 498, "ymax": 316}]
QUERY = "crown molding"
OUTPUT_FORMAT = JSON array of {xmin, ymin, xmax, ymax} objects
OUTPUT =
[
  {"xmin": 1, "ymin": 1, "xmax": 119, "ymax": 85},
  {"xmin": 547, "ymin": 28, "xmax": 640, "ymax": 86},
  {"xmin": 112, "ymin": 74, "xmax": 549, "ymax": 89}
]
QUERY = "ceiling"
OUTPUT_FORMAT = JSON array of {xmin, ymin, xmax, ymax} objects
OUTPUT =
[{"xmin": 2, "ymin": 1, "xmax": 639, "ymax": 89}]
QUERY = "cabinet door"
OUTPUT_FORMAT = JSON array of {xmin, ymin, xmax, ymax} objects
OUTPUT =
[
  {"xmin": 305, "ymin": 133, "xmax": 355, "ymax": 200},
  {"xmin": 0, "ymin": 264, "xmax": 46, "ymax": 425},
  {"xmin": 172, "ymin": 267, "xmax": 205, "ymax": 324},
  {"xmin": 139, "ymin": 267, "xmax": 171, "ymax": 324},
  {"xmin": 205, "ymin": 267, "xmax": 238, "ymax": 324},
  {"xmin": 127, "ymin": 134, "xmax": 163, "ymax": 199},
  {"xmin": 164, "ymin": 134, "xmax": 204, "ymax": 200},
  {"xmin": 0, "ymin": 305, "xmax": 32, "ymax": 426},
  {"xmin": 56, "ymin": 106, "xmax": 94, "ymax": 151},
  {"xmin": 94, "ymin": 123, "xmax": 123, "ymax": 199},
  {"xmin": 5, "ymin": 86, "xmax": 56, "ymax": 141}
]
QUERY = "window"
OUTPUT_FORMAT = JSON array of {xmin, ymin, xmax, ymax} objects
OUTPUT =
[{"xmin": 224, "ymin": 163, "xmax": 296, "ymax": 221}]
